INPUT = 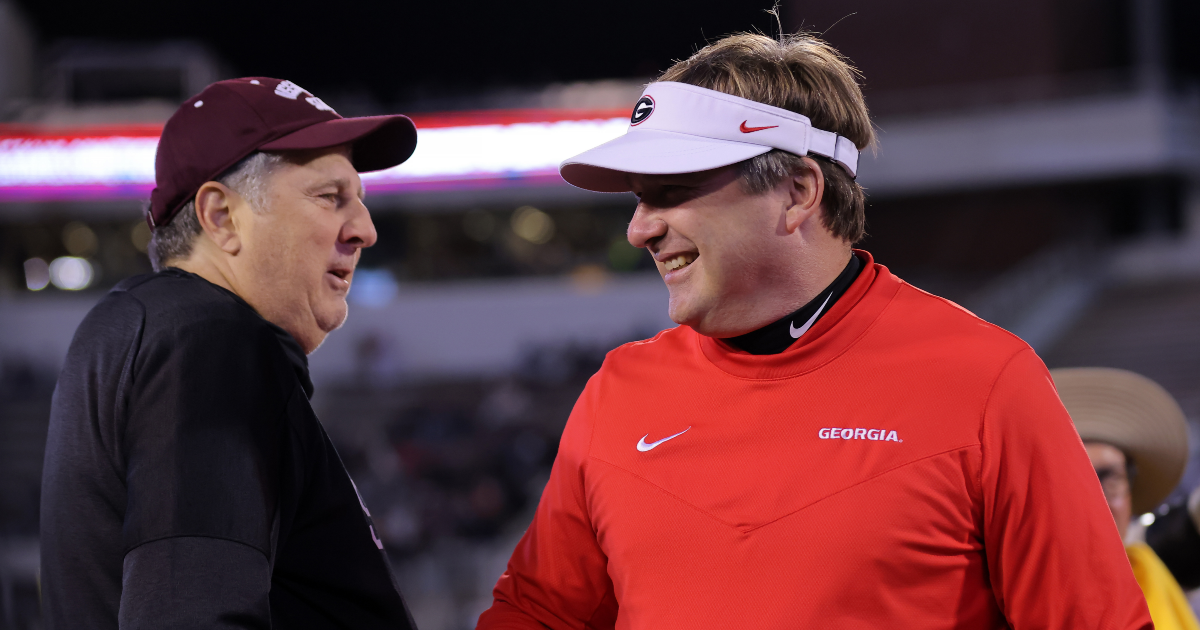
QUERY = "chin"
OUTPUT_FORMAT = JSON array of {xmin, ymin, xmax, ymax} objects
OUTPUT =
[
  {"xmin": 668, "ymin": 302, "xmax": 709, "ymax": 334},
  {"xmin": 315, "ymin": 301, "xmax": 350, "ymax": 334},
  {"xmin": 667, "ymin": 288, "xmax": 710, "ymax": 327}
]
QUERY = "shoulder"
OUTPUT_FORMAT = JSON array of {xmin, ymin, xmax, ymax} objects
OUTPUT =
[
  {"xmin": 120, "ymin": 270, "xmax": 258, "ymax": 327},
  {"xmin": 883, "ymin": 280, "xmax": 1031, "ymax": 361},
  {"xmin": 604, "ymin": 325, "xmax": 690, "ymax": 363},
  {"xmin": 120, "ymin": 271, "xmax": 291, "ymax": 386},
  {"xmin": 591, "ymin": 326, "xmax": 693, "ymax": 380},
  {"xmin": 55, "ymin": 285, "xmax": 151, "ymax": 407},
  {"xmin": 845, "ymin": 275, "xmax": 1044, "ymax": 412},
  {"xmin": 121, "ymin": 271, "xmax": 272, "ymax": 340},
  {"xmin": 70, "ymin": 283, "xmax": 150, "ymax": 352}
]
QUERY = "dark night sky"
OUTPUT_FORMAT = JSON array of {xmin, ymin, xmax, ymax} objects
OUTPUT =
[{"xmin": 16, "ymin": 1, "xmax": 788, "ymax": 102}]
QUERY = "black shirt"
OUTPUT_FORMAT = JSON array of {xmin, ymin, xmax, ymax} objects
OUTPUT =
[
  {"xmin": 725, "ymin": 253, "xmax": 863, "ymax": 355},
  {"xmin": 40, "ymin": 269, "xmax": 415, "ymax": 629},
  {"xmin": 1146, "ymin": 502, "xmax": 1200, "ymax": 590}
]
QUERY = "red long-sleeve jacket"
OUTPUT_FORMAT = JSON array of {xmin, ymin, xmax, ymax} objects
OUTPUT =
[{"xmin": 479, "ymin": 253, "xmax": 1152, "ymax": 629}]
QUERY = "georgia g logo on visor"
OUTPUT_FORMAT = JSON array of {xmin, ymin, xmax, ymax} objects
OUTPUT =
[{"xmin": 630, "ymin": 95, "xmax": 655, "ymax": 125}]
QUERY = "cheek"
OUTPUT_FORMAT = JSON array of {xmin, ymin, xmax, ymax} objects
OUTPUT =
[
  {"xmin": 701, "ymin": 205, "xmax": 776, "ymax": 274},
  {"xmin": 297, "ymin": 224, "xmax": 340, "ymax": 271},
  {"xmin": 700, "ymin": 235, "xmax": 769, "ymax": 290}
]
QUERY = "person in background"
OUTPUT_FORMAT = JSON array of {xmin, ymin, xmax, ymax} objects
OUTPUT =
[
  {"xmin": 1053, "ymin": 367, "xmax": 1200, "ymax": 630},
  {"xmin": 1148, "ymin": 486, "xmax": 1200, "ymax": 589}
]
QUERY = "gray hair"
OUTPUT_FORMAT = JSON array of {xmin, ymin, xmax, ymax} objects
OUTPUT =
[{"xmin": 147, "ymin": 151, "xmax": 287, "ymax": 271}]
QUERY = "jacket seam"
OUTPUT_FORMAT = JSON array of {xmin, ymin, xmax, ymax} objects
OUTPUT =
[
  {"xmin": 976, "ymin": 347, "xmax": 1032, "ymax": 517},
  {"xmin": 590, "ymin": 442, "xmax": 980, "ymax": 534},
  {"xmin": 587, "ymin": 457, "xmax": 739, "ymax": 529},
  {"xmin": 747, "ymin": 443, "xmax": 980, "ymax": 533},
  {"xmin": 113, "ymin": 292, "xmax": 148, "ymax": 480},
  {"xmin": 580, "ymin": 372, "xmax": 613, "ymax": 627},
  {"xmin": 122, "ymin": 533, "xmax": 270, "ymax": 561}
]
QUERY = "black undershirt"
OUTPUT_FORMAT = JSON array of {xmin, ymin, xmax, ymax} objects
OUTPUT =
[{"xmin": 724, "ymin": 254, "xmax": 863, "ymax": 355}]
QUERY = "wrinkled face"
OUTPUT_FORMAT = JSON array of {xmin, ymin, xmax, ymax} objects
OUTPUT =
[
  {"xmin": 626, "ymin": 166, "xmax": 795, "ymax": 336},
  {"xmin": 233, "ymin": 147, "xmax": 376, "ymax": 353},
  {"xmin": 1085, "ymin": 441, "xmax": 1133, "ymax": 538}
]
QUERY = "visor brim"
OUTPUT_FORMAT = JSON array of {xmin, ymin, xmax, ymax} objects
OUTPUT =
[{"xmin": 559, "ymin": 129, "xmax": 772, "ymax": 193}]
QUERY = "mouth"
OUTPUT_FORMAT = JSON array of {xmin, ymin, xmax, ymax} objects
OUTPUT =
[
  {"xmin": 325, "ymin": 268, "xmax": 352, "ymax": 290},
  {"xmin": 660, "ymin": 252, "xmax": 697, "ymax": 273}
]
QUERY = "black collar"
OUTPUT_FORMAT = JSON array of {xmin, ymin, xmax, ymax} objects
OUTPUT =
[{"xmin": 724, "ymin": 254, "xmax": 862, "ymax": 355}]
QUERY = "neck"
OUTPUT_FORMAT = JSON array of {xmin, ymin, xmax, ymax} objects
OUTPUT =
[
  {"xmin": 724, "ymin": 253, "xmax": 861, "ymax": 354},
  {"xmin": 170, "ymin": 253, "xmax": 324, "ymax": 354},
  {"xmin": 708, "ymin": 243, "xmax": 853, "ymax": 337},
  {"xmin": 169, "ymin": 246, "xmax": 236, "ymax": 295}
]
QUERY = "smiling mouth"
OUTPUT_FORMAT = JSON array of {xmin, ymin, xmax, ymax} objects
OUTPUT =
[{"xmin": 662, "ymin": 253, "xmax": 697, "ymax": 272}]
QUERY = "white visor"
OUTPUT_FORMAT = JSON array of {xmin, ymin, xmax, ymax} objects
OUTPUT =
[{"xmin": 559, "ymin": 81, "xmax": 860, "ymax": 193}]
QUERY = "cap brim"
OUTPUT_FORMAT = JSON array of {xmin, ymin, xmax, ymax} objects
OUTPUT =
[
  {"xmin": 260, "ymin": 114, "xmax": 417, "ymax": 172},
  {"xmin": 559, "ymin": 129, "xmax": 771, "ymax": 192},
  {"xmin": 1051, "ymin": 367, "xmax": 1189, "ymax": 514}
]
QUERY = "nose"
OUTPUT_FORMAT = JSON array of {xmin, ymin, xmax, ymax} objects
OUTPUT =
[
  {"xmin": 341, "ymin": 198, "xmax": 378, "ymax": 249},
  {"xmin": 627, "ymin": 202, "xmax": 667, "ymax": 250}
]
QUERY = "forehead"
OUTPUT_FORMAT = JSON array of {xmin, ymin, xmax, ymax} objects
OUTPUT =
[
  {"xmin": 1083, "ymin": 441, "xmax": 1127, "ymax": 467},
  {"xmin": 630, "ymin": 164, "xmax": 741, "ymax": 189},
  {"xmin": 273, "ymin": 146, "xmax": 361, "ymax": 185},
  {"xmin": 646, "ymin": 166, "xmax": 731, "ymax": 183}
]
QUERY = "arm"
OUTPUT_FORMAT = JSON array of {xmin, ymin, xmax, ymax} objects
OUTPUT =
[
  {"xmin": 120, "ymin": 538, "xmax": 271, "ymax": 630},
  {"xmin": 477, "ymin": 376, "xmax": 618, "ymax": 630},
  {"xmin": 980, "ymin": 348, "xmax": 1152, "ymax": 630},
  {"xmin": 119, "ymin": 316, "xmax": 292, "ymax": 629}
]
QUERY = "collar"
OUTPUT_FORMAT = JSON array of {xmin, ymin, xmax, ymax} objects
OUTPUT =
[
  {"xmin": 724, "ymin": 254, "xmax": 862, "ymax": 355},
  {"xmin": 697, "ymin": 250, "xmax": 903, "ymax": 380},
  {"xmin": 164, "ymin": 267, "xmax": 314, "ymax": 398}
]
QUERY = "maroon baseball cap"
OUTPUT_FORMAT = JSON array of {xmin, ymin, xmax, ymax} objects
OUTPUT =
[{"xmin": 148, "ymin": 77, "xmax": 417, "ymax": 228}]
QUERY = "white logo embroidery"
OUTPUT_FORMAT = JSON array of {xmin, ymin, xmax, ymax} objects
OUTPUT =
[
  {"xmin": 819, "ymin": 427, "xmax": 902, "ymax": 442},
  {"xmin": 637, "ymin": 426, "xmax": 691, "ymax": 452},
  {"xmin": 306, "ymin": 96, "xmax": 335, "ymax": 112},
  {"xmin": 273, "ymin": 80, "xmax": 339, "ymax": 114},
  {"xmin": 275, "ymin": 80, "xmax": 305, "ymax": 100},
  {"xmin": 790, "ymin": 293, "xmax": 832, "ymax": 339},
  {"xmin": 348, "ymin": 477, "xmax": 385, "ymax": 550}
]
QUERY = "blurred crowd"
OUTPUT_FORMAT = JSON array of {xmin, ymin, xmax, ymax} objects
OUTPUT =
[{"xmin": 319, "ymin": 338, "xmax": 629, "ymax": 555}]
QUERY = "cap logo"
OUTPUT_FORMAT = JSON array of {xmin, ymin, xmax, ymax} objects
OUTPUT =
[
  {"xmin": 275, "ymin": 80, "xmax": 306, "ymax": 99},
  {"xmin": 739, "ymin": 121, "xmax": 778, "ymax": 133},
  {"xmin": 273, "ymin": 80, "xmax": 338, "ymax": 114},
  {"xmin": 306, "ymin": 96, "xmax": 335, "ymax": 112},
  {"xmin": 630, "ymin": 95, "xmax": 655, "ymax": 126}
]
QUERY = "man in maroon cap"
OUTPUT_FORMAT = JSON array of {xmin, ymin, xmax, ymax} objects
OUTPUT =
[{"xmin": 40, "ymin": 78, "xmax": 418, "ymax": 629}]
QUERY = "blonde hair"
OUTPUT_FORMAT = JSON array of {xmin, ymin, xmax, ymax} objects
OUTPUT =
[{"xmin": 657, "ymin": 33, "xmax": 874, "ymax": 242}]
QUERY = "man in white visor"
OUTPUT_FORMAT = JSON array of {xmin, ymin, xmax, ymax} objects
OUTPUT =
[{"xmin": 478, "ymin": 33, "xmax": 1151, "ymax": 630}]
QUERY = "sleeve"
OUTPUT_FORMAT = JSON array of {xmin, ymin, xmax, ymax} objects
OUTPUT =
[
  {"xmin": 477, "ymin": 375, "xmax": 618, "ymax": 630},
  {"xmin": 119, "ymin": 315, "xmax": 293, "ymax": 629},
  {"xmin": 119, "ymin": 537, "xmax": 271, "ymax": 629},
  {"xmin": 979, "ymin": 348, "xmax": 1153, "ymax": 630}
]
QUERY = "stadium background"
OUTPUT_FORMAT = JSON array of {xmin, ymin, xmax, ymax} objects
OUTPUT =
[{"xmin": 1, "ymin": 0, "xmax": 1199, "ymax": 627}]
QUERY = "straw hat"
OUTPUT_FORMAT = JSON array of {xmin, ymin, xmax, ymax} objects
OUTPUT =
[{"xmin": 1051, "ymin": 367, "xmax": 1189, "ymax": 515}]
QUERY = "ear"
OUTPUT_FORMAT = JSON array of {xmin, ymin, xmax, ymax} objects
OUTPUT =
[
  {"xmin": 194, "ymin": 181, "xmax": 244, "ymax": 255},
  {"xmin": 783, "ymin": 157, "xmax": 826, "ymax": 234}
]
